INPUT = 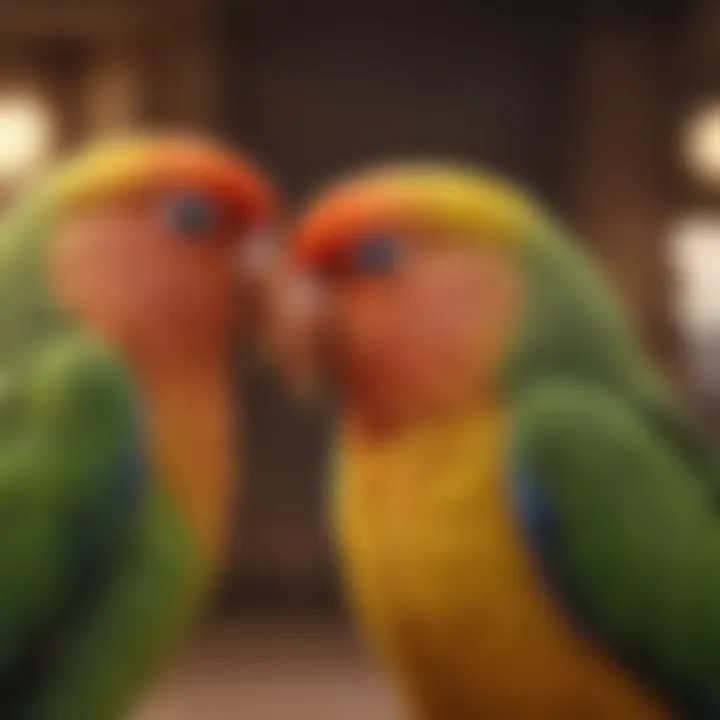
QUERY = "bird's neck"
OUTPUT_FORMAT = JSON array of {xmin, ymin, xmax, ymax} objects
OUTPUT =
[
  {"xmin": 345, "ymin": 393, "xmax": 501, "ymax": 447},
  {"xmin": 139, "ymin": 354, "xmax": 236, "ymax": 562}
]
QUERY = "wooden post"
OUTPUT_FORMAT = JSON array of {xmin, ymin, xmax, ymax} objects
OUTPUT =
[
  {"xmin": 572, "ymin": 26, "xmax": 679, "ymax": 377},
  {"xmin": 81, "ymin": 44, "xmax": 143, "ymax": 134},
  {"xmin": 135, "ymin": 2, "xmax": 219, "ymax": 129}
]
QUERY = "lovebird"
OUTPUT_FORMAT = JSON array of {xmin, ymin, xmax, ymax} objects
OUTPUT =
[
  {"xmin": 277, "ymin": 164, "xmax": 720, "ymax": 719},
  {"xmin": 0, "ymin": 135, "xmax": 274, "ymax": 719}
]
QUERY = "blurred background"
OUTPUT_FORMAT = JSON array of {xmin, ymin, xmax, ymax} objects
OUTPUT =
[{"xmin": 0, "ymin": 0, "xmax": 717, "ymax": 716}]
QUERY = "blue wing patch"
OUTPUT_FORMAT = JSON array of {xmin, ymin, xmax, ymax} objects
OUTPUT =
[
  {"xmin": 510, "ymin": 466, "xmax": 558, "ymax": 579},
  {"xmin": 510, "ymin": 465, "xmax": 600, "ymax": 637}
]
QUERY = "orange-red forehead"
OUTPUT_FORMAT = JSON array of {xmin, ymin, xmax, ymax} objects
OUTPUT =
[
  {"xmin": 140, "ymin": 144, "xmax": 275, "ymax": 223},
  {"xmin": 291, "ymin": 167, "xmax": 532, "ymax": 270},
  {"xmin": 292, "ymin": 184, "xmax": 421, "ymax": 268}
]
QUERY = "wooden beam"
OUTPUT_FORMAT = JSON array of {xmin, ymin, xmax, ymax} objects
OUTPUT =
[
  {"xmin": 0, "ymin": 1, "xmax": 215, "ymax": 40},
  {"xmin": 572, "ymin": 26, "xmax": 680, "ymax": 375}
]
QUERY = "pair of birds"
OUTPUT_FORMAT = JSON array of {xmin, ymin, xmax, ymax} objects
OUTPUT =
[{"xmin": 0, "ymin": 132, "xmax": 715, "ymax": 720}]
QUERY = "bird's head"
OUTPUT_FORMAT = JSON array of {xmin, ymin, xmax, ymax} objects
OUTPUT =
[
  {"xmin": 276, "ymin": 163, "xmax": 639, "ymax": 438},
  {"xmin": 48, "ymin": 135, "xmax": 275, "ymax": 371}
]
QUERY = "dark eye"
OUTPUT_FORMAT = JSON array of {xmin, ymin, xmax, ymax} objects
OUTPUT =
[
  {"xmin": 352, "ymin": 233, "xmax": 404, "ymax": 274},
  {"xmin": 163, "ymin": 192, "xmax": 218, "ymax": 238}
]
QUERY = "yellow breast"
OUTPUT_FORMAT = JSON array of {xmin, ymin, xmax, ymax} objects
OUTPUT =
[{"xmin": 334, "ymin": 407, "xmax": 669, "ymax": 720}]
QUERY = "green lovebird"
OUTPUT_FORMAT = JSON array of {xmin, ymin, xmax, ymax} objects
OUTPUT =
[
  {"xmin": 0, "ymin": 135, "xmax": 274, "ymax": 720},
  {"xmin": 274, "ymin": 163, "xmax": 720, "ymax": 719}
]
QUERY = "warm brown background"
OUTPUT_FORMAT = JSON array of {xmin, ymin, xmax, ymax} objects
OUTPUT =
[
  {"xmin": 0, "ymin": 0, "xmax": 704, "ymax": 607},
  {"xmin": 0, "ymin": 1, "xmax": 717, "ymax": 715}
]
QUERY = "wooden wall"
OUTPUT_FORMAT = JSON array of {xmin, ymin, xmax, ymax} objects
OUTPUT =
[
  {"xmin": 0, "ymin": 0, "xmax": 697, "ymax": 609},
  {"xmin": 0, "ymin": 0, "xmax": 218, "ymax": 155},
  {"xmin": 571, "ymin": 24, "xmax": 682, "ymax": 376}
]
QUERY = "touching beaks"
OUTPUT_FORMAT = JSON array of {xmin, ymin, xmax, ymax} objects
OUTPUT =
[
  {"xmin": 232, "ymin": 224, "xmax": 328, "ymax": 399},
  {"xmin": 236, "ymin": 223, "xmax": 282, "ymax": 284},
  {"xmin": 232, "ymin": 223, "xmax": 282, "ymax": 335},
  {"xmin": 263, "ymin": 266, "xmax": 328, "ymax": 401}
]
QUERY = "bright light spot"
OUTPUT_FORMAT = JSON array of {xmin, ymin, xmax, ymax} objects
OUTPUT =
[
  {"xmin": 670, "ymin": 214, "xmax": 720, "ymax": 396},
  {"xmin": 670, "ymin": 215, "xmax": 720, "ymax": 332},
  {"xmin": 0, "ymin": 93, "xmax": 54, "ymax": 182}
]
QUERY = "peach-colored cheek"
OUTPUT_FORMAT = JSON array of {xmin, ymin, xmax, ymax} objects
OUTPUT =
[
  {"xmin": 387, "ymin": 270, "xmax": 475, "ymax": 411},
  {"xmin": 338, "ymin": 286, "xmax": 390, "ymax": 365},
  {"xmin": 362, "ymin": 249, "xmax": 519, "ymax": 415},
  {"xmin": 331, "ymin": 283, "xmax": 402, "ymax": 414},
  {"xmin": 51, "ymin": 214, "xmax": 151, "ymax": 336}
]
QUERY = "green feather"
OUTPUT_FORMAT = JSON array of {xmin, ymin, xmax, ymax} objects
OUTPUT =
[{"xmin": 506, "ymin": 216, "xmax": 720, "ymax": 713}]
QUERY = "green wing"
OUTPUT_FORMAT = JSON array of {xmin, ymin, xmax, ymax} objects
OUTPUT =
[
  {"xmin": 513, "ymin": 380, "xmax": 720, "ymax": 716},
  {"xmin": 0, "ymin": 335, "xmax": 209, "ymax": 720},
  {"xmin": 0, "ymin": 335, "xmax": 146, "ymax": 714},
  {"xmin": 25, "ymin": 484, "xmax": 209, "ymax": 720}
]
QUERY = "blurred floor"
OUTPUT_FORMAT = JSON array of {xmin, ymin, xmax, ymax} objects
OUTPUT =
[{"xmin": 135, "ymin": 617, "xmax": 402, "ymax": 720}]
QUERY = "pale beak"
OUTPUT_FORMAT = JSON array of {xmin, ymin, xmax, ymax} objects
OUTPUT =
[
  {"xmin": 236, "ymin": 223, "xmax": 282, "ymax": 286},
  {"xmin": 234, "ymin": 225, "xmax": 327, "ymax": 397},
  {"xmin": 233, "ymin": 223, "xmax": 283, "ymax": 334},
  {"xmin": 262, "ymin": 265, "xmax": 327, "ymax": 399}
]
